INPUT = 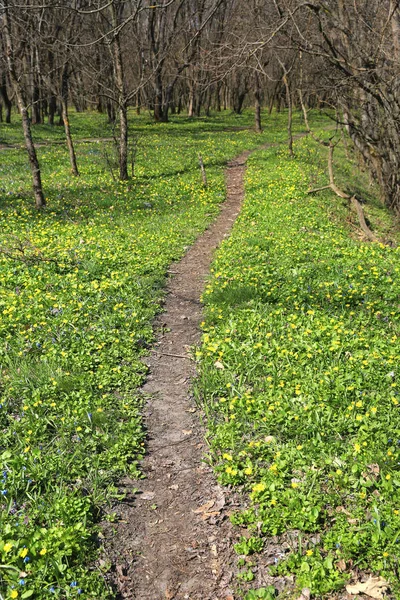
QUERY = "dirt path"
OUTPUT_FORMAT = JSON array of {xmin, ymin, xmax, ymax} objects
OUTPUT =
[{"xmin": 102, "ymin": 149, "xmax": 255, "ymax": 600}]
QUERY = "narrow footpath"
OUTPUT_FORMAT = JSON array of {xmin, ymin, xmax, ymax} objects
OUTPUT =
[{"xmin": 103, "ymin": 149, "xmax": 255, "ymax": 600}]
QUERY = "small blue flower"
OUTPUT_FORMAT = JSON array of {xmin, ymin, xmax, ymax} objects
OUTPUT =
[
  {"xmin": 19, "ymin": 579, "xmax": 26, "ymax": 586},
  {"xmin": 1, "ymin": 490, "xmax": 7, "ymax": 495},
  {"xmin": 24, "ymin": 556, "xmax": 30, "ymax": 563},
  {"xmin": 49, "ymin": 586, "xmax": 56, "ymax": 593},
  {"xmin": 70, "ymin": 581, "xmax": 78, "ymax": 588}
]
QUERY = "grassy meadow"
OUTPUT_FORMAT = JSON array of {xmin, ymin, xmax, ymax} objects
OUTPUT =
[
  {"xmin": 195, "ymin": 135, "xmax": 400, "ymax": 598},
  {"xmin": 0, "ymin": 109, "xmax": 311, "ymax": 599},
  {"xmin": 0, "ymin": 108, "xmax": 399, "ymax": 599}
]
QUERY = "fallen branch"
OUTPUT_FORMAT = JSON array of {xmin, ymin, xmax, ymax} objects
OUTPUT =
[
  {"xmin": 161, "ymin": 353, "xmax": 191, "ymax": 359},
  {"xmin": 307, "ymin": 144, "xmax": 378, "ymax": 242},
  {"xmin": 308, "ymin": 185, "xmax": 331, "ymax": 194},
  {"xmin": 198, "ymin": 154, "xmax": 208, "ymax": 188},
  {"xmin": 300, "ymin": 93, "xmax": 378, "ymax": 243},
  {"xmin": 0, "ymin": 236, "xmax": 75, "ymax": 267},
  {"xmin": 350, "ymin": 196, "xmax": 378, "ymax": 242}
]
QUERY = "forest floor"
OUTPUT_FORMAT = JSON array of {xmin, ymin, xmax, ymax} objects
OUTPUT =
[{"xmin": 0, "ymin": 110, "xmax": 399, "ymax": 600}]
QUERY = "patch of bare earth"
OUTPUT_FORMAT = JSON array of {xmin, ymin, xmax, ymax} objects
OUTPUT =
[{"xmin": 101, "ymin": 150, "xmax": 256, "ymax": 600}]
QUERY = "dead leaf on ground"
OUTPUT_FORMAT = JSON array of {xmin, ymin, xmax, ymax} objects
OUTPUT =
[
  {"xmin": 140, "ymin": 491, "xmax": 155, "ymax": 500},
  {"xmin": 346, "ymin": 576, "xmax": 390, "ymax": 599},
  {"xmin": 296, "ymin": 589, "xmax": 310, "ymax": 600},
  {"xmin": 264, "ymin": 435, "xmax": 275, "ymax": 443},
  {"xmin": 214, "ymin": 495, "xmax": 226, "ymax": 511},
  {"xmin": 367, "ymin": 464, "xmax": 380, "ymax": 477},
  {"xmin": 214, "ymin": 360, "xmax": 225, "ymax": 370},
  {"xmin": 116, "ymin": 564, "xmax": 127, "ymax": 577},
  {"xmin": 201, "ymin": 510, "xmax": 221, "ymax": 521},
  {"xmin": 336, "ymin": 505, "xmax": 351, "ymax": 516},
  {"xmin": 193, "ymin": 499, "xmax": 215, "ymax": 514},
  {"xmin": 337, "ymin": 559, "xmax": 347, "ymax": 572}
]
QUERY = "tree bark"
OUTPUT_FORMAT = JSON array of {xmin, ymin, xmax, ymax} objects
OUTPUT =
[
  {"xmin": 48, "ymin": 95, "xmax": 57, "ymax": 125},
  {"xmin": 60, "ymin": 66, "xmax": 79, "ymax": 177},
  {"xmin": 0, "ymin": 73, "xmax": 12, "ymax": 123},
  {"xmin": 110, "ymin": 1, "xmax": 129, "ymax": 180},
  {"xmin": 283, "ymin": 74, "xmax": 293, "ymax": 156},
  {"xmin": 118, "ymin": 102, "xmax": 129, "ymax": 180},
  {"xmin": 254, "ymin": 73, "xmax": 262, "ymax": 133}
]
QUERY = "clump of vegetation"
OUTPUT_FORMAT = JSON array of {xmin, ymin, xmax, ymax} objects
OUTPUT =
[{"xmin": 196, "ymin": 137, "xmax": 400, "ymax": 597}]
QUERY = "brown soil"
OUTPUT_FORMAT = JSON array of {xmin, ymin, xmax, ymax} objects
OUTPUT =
[{"xmin": 101, "ymin": 150, "xmax": 255, "ymax": 600}]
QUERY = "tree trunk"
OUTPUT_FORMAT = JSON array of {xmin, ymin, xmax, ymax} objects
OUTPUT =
[
  {"xmin": 233, "ymin": 91, "xmax": 247, "ymax": 114},
  {"xmin": 62, "ymin": 100, "xmax": 79, "ymax": 176},
  {"xmin": 205, "ymin": 89, "xmax": 211, "ymax": 117},
  {"xmin": 119, "ymin": 102, "xmax": 128, "ymax": 180},
  {"xmin": 136, "ymin": 90, "xmax": 141, "ymax": 115},
  {"xmin": 0, "ymin": 73, "xmax": 12, "ymax": 123},
  {"xmin": 153, "ymin": 69, "xmax": 164, "ymax": 122},
  {"xmin": 60, "ymin": 65, "xmax": 79, "ymax": 176},
  {"xmin": 110, "ymin": 1, "xmax": 128, "ymax": 180},
  {"xmin": 188, "ymin": 84, "xmax": 195, "ymax": 117},
  {"xmin": 48, "ymin": 95, "xmax": 57, "ymax": 125},
  {"xmin": 3, "ymin": 0, "xmax": 45, "ymax": 208},
  {"xmin": 283, "ymin": 75, "xmax": 293, "ymax": 156},
  {"xmin": 162, "ymin": 83, "xmax": 174, "ymax": 123},
  {"xmin": 216, "ymin": 83, "xmax": 221, "ymax": 112},
  {"xmin": 107, "ymin": 101, "xmax": 116, "ymax": 124},
  {"xmin": 32, "ymin": 83, "xmax": 41, "ymax": 124},
  {"xmin": 254, "ymin": 73, "xmax": 262, "ymax": 133}
]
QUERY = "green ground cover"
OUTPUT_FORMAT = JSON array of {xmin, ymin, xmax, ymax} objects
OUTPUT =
[
  {"xmin": 196, "ymin": 138, "xmax": 400, "ymax": 597},
  {"xmin": 0, "ymin": 110, "xmax": 304, "ymax": 599}
]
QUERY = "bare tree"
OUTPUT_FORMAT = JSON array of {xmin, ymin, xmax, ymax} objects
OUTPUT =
[{"xmin": 1, "ymin": 0, "xmax": 46, "ymax": 208}]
